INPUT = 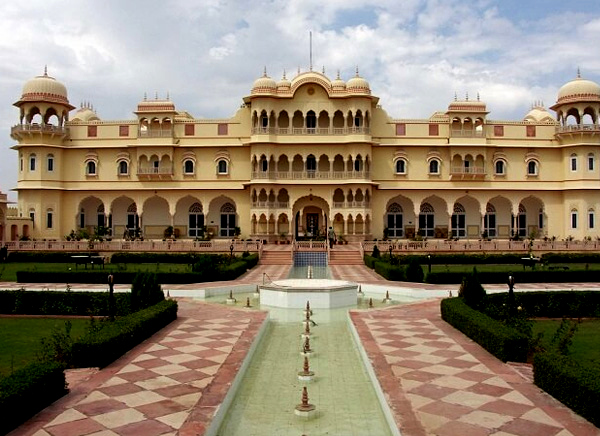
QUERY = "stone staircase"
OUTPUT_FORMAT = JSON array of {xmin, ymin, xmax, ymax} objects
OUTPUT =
[
  {"xmin": 259, "ymin": 246, "xmax": 293, "ymax": 265},
  {"xmin": 328, "ymin": 247, "xmax": 364, "ymax": 265}
]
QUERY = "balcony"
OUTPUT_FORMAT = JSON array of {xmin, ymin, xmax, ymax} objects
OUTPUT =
[
  {"xmin": 449, "ymin": 166, "xmax": 486, "ymax": 180},
  {"xmin": 137, "ymin": 165, "xmax": 174, "ymax": 179},
  {"xmin": 251, "ymin": 170, "xmax": 370, "ymax": 181},
  {"xmin": 555, "ymin": 124, "xmax": 600, "ymax": 141},
  {"xmin": 251, "ymin": 126, "xmax": 370, "ymax": 135},
  {"xmin": 138, "ymin": 128, "xmax": 174, "ymax": 138},
  {"xmin": 332, "ymin": 201, "xmax": 371, "ymax": 209},
  {"xmin": 251, "ymin": 201, "xmax": 290, "ymax": 209},
  {"xmin": 11, "ymin": 124, "xmax": 69, "ymax": 140},
  {"xmin": 450, "ymin": 129, "xmax": 485, "ymax": 138}
]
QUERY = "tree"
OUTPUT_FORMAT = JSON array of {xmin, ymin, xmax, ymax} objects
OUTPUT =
[{"xmin": 405, "ymin": 258, "xmax": 424, "ymax": 283}]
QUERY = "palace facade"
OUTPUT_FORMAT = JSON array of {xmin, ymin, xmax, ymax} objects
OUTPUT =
[{"xmin": 8, "ymin": 68, "xmax": 600, "ymax": 242}]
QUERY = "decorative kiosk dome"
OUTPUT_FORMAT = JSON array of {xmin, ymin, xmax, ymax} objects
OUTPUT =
[
  {"xmin": 276, "ymin": 71, "xmax": 291, "ymax": 92},
  {"xmin": 72, "ymin": 103, "xmax": 100, "ymax": 122},
  {"xmin": 557, "ymin": 73, "xmax": 600, "ymax": 104},
  {"xmin": 331, "ymin": 71, "xmax": 346, "ymax": 92},
  {"xmin": 19, "ymin": 67, "xmax": 71, "ymax": 106},
  {"xmin": 251, "ymin": 68, "xmax": 277, "ymax": 95},
  {"xmin": 346, "ymin": 68, "xmax": 371, "ymax": 95},
  {"xmin": 524, "ymin": 104, "xmax": 555, "ymax": 123}
]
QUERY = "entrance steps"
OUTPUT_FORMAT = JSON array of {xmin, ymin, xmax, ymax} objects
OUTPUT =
[
  {"xmin": 260, "ymin": 246, "xmax": 293, "ymax": 265},
  {"xmin": 328, "ymin": 248, "xmax": 364, "ymax": 265}
]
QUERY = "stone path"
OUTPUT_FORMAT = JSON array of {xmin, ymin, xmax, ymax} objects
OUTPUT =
[{"xmin": 351, "ymin": 301, "xmax": 599, "ymax": 436}]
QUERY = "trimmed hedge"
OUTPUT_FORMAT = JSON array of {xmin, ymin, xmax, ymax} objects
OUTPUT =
[
  {"xmin": 110, "ymin": 252, "xmax": 196, "ymax": 264},
  {"xmin": 364, "ymin": 255, "xmax": 377, "ymax": 269},
  {"xmin": 374, "ymin": 262, "xmax": 405, "ymax": 281},
  {"xmin": 0, "ymin": 361, "xmax": 67, "ymax": 435},
  {"xmin": 0, "ymin": 290, "xmax": 131, "ymax": 316},
  {"xmin": 441, "ymin": 297, "xmax": 529, "ymax": 362},
  {"xmin": 7, "ymin": 251, "xmax": 100, "ymax": 263},
  {"xmin": 426, "ymin": 269, "xmax": 600, "ymax": 284},
  {"xmin": 71, "ymin": 299, "xmax": 178, "ymax": 368},
  {"xmin": 541, "ymin": 252, "xmax": 600, "ymax": 264},
  {"xmin": 486, "ymin": 291, "xmax": 600, "ymax": 318},
  {"xmin": 534, "ymin": 352, "xmax": 600, "ymax": 428}
]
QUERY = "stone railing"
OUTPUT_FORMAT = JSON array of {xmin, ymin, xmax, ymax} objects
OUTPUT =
[
  {"xmin": 251, "ymin": 170, "xmax": 370, "ymax": 180},
  {"xmin": 293, "ymin": 240, "xmax": 327, "ymax": 251},
  {"xmin": 4, "ymin": 239, "xmax": 262, "ymax": 253},
  {"xmin": 251, "ymin": 126, "xmax": 370, "ymax": 135},
  {"xmin": 556, "ymin": 124, "xmax": 600, "ymax": 134}
]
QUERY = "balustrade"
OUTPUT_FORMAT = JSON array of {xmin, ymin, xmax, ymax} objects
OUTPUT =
[
  {"xmin": 251, "ymin": 126, "xmax": 370, "ymax": 135},
  {"xmin": 251, "ymin": 170, "xmax": 370, "ymax": 180}
]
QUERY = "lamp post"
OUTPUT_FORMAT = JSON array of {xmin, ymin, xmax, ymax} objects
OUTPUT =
[
  {"xmin": 508, "ymin": 273, "xmax": 515, "ymax": 317},
  {"xmin": 108, "ymin": 273, "xmax": 115, "ymax": 321},
  {"xmin": 230, "ymin": 242, "xmax": 234, "ymax": 262},
  {"xmin": 388, "ymin": 243, "xmax": 393, "ymax": 259},
  {"xmin": 428, "ymin": 254, "xmax": 432, "ymax": 274}
]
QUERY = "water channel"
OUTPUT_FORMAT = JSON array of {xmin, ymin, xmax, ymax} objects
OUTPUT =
[{"xmin": 204, "ymin": 266, "xmax": 413, "ymax": 436}]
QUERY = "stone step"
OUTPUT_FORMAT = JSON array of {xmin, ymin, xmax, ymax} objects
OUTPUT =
[
  {"xmin": 328, "ymin": 251, "xmax": 363, "ymax": 265},
  {"xmin": 260, "ymin": 251, "xmax": 293, "ymax": 265}
]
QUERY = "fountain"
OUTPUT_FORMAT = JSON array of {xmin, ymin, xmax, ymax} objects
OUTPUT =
[
  {"xmin": 254, "ymin": 284, "xmax": 260, "ymax": 298},
  {"xmin": 295, "ymin": 387, "xmax": 316, "ymax": 418},
  {"xmin": 357, "ymin": 284, "xmax": 363, "ymax": 299},
  {"xmin": 244, "ymin": 297, "xmax": 252, "ymax": 308},
  {"xmin": 368, "ymin": 297, "xmax": 374, "ymax": 308},
  {"xmin": 382, "ymin": 290, "xmax": 392, "ymax": 304},
  {"xmin": 298, "ymin": 356, "xmax": 315, "ymax": 381},
  {"xmin": 301, "ymin": 322, "xmax": 311, "ymax": 339},
  {"xmin": 301, "ymin": 336, "xmax": 313, "ymax": 356},
  {"xmin": 226, "ymin": 289, "xmax": 237, "ymax": 304},
  {"xmin": 304, "ymin": 300, "xmax": 312, "ymax": 316}
]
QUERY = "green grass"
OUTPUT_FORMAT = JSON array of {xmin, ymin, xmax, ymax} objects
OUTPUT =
[
  {"xmin": 532, "ymin": 319, "xmax": 600, "ymax": 366},
  {"xmin": 0, "ymin": 317, "xmax": 90, "ymax": 377},
  {"xmin": 429, "ymin": 263, "xmax": 600, "ymax": 274},
  {"xmin": 0, "ymin": 262, "xmax": 193, "ymax": 282}
]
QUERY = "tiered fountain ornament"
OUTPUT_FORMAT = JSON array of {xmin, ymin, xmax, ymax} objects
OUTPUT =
[
  {"xmin": 254, "ymin": 284, "xmax": 260, "ymax": 298},
  {"xmin": 295, "ymin": 386, "xmax": 316, "ymax": 418},
  {"xmin": 357, "ymin": 284, "xmax": 363, "ymax": 299},
  {"xmin": 226, "ymin": 290, "xmax": 237, "ymax": 304},
  {"xmin": 301, "ymin": 336, "xmax": 313, "ymax": 357},
  {"xmin": 303, "ymin": 310, "xmax": 316, "ymax": 328},
  {"xmin": 244, "ymin": 297, "xmax": 252, "ymax": 308},
  {"xmin": 368, "ymin": 297, "xmax": 374, "ymax": 309},
  {"xmin": 382, "ymin": 290, "xmax": 392, "ymax": 304},
  {"xmin": 298, "ymin": 356, "xmax": 315, "ymax": 382},
  {"xmin": 304, "ymin": 300, "xmax": 313, "ymax": 316},
  {"xmin": 301, "ymin": 322, "xmax": 311, "ymax": 339}
]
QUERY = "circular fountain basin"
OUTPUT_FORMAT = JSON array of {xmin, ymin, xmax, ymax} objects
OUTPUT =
[{"xmin": 259, "ymin": 279, "xmax": 358, "ymax": 309}]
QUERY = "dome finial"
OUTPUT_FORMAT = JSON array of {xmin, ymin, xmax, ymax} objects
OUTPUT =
[
  {"xmin": 355, "ymin": 65, "xmax": 360, "ymax": 77},
  {"xmin": 577, "ymin": 67, "xmax": 581, "ymax": 78},
  {"xmin": 282, "ymin": 69, "xmax": 287, "ymax": 80},
  {"xmin": 43, "ymin": 65, "xmax": 48, "ymax": 76},
  {"xmin": 263, "ymin": 66, "xmax": 267, "ymax": 77},
  {"xmin": 336, "ymin": 69, "xmax": 341, "ymax": 80},
  {"xmin": 143, "ymin": 92, "xmax": 147, "ymax": 101},
  {"xmin": 155, "ymin": 91, "xmax": 158, "ymax": 100},
  {"xmin": 166, "ymin": 91, "xmax": 170, "ymax": 100},
  {"xmin": 454, "ymin": 91, "xmax": 457, "ymax": 101},
  {"xmin": 322, "ymin": 65, "xmax": 325, "ymax": 74},
  {"xmin": 465, "ymin": 91, "xmax": 469, "ymax": 101},
  {"xmin": 477, "ymin": 92, "xmax": 480, "ymax": 102}
]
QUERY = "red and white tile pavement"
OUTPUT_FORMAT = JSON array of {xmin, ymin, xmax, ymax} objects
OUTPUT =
[
  {"xmin": 350, "ymin": 300, "xmax": 600, "ymax": 436},
  {"xmin": 10, "ymin": 300, "xmax": 266, "ymax": 436}
]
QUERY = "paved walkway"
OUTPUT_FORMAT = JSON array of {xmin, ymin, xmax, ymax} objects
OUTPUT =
[{"xmin": 5, "ymin": 262, "xmax": 600, "ymax": 436}]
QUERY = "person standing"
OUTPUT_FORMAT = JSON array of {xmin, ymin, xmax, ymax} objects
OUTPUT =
[{"xmin": 327, "ymin": 226, "xmax": 336, "ymax": 249}]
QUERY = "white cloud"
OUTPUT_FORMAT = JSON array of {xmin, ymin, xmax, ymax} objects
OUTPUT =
[{"xmin": 0, "ymin": 0, "xmax": 599, "ymax": 199}]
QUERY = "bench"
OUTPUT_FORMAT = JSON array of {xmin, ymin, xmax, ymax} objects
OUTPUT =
[{"xmin": 71, "ymin": 255, "xmax": 105, "ymax": 269}]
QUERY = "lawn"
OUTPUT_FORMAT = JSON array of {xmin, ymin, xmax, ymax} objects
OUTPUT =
[
  {"xmin": 429, "ymin": 263, "xmax": 600, "ymax": 274},
  {"xmin": 0, "ymin": 317, "xmax": 90, "ymax": 377},
  {"xmin": 532, "ymin": 318, "xmax": 600, "ymax": 366},
  {"xmin": 0, "ymin": 262, "xmax": 193, "ymax": 282}
]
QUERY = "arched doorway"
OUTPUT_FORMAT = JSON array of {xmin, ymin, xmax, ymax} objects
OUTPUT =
[{"xmin": 292, "ymin": 195, "xmax": 330, "ymax": 239}]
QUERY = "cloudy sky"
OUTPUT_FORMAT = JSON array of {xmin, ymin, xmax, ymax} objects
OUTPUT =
[{"xmin": 1, "ymin": 0, "xmax": 600, "ymax": 200}]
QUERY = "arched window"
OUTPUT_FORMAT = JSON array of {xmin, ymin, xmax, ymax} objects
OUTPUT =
[
  {"xmin": 484, "ymin": 203, "xmax": 496, "ymax": 237},
  {"xmin": 429, "ymin": 159, "xmax": 440, "ymax": 174},
  {"xmin": 29, "ymin": 208, "xmax": 35, "ymax": 229},
  {"xmin": 118, "ymin": 161, "xmax": 129, "ymax": 175},
  {"xmin": 218, "ymin": 159, "xmax": 228, "ymax": 174},
  {"xmin": 188, "ymin": 202, "xmax": 204, "ymax": 237},
  {"xmin": 527, "ymin": 160, "xmax": 538, "ymax": 176},
  {"xmin": 47, "ymin": 154, "xmax": 54, "ymax": 172},
  {"xmin": 495, "ymin": 160, "xmax": 505, "ymax": 175},
  {"xmin": 29, "ymin": 154, "xmax": 36, "ymax": 172},
  {"xmin": 571, "ymin": 209, "xmax": 578, "ymax": 229},
  {"xmin": 126, "ymin": 203, "xmax": 138, "ymax": 230},
  {"xmin": 451, "ymin": 203, "xmax": 466, "ymax": 238},
  {"xmin": 184, "ymin": 159, "xmax": 194, "ymax": 174},
  {"xmin": 306, "ymin": 155, "xmax": 316, "ymax": 173},
  {"xmin": 220, "ymin": 202, "xmax": 236, "ymax": 237},
  {"xmin": 386, "ymin": 203, "xmax": 403, "ymax": 237},
  {"xmin": 306, "ymin": 111, "xmax": 316, "ymax": 130},
  {"xmin": 97, "ymin": 204, "xmax": 105, "ymax": 227},
  {"xmin": 79, "ymin": 208, "xmax": 85, "ymax": 229},
  {"xmin": 588, "ymin": 153, "xmax": 595, "ymax": 172},
  {"xmin": 86, "ymin": 161, "xmax": 97, "ymax": 175},
  {"xmin": 570, "ymin": 154, "xmax": 578, "ymax": 172},
  {"xmin": 260, "ymin": 156, "xmax": 268, "ymax": 172},
  {"xmin": 515, "ymin": 204, "xmax": 527, "ymax": 237},
  {"xmin": 419, "ymin": 202, "xmax": 435, "ymax": 237},
  {"xmin": 589, "ymin": 209, "xmax": 595, "ymax": 229},
  {"xmin": 395, "ymin": 159, "xmax": 406, "ymax": 174}
]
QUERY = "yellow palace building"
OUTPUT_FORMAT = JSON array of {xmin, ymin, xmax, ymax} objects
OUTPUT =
[{"xmin": 8, "ymin": 67, "xmax": 600, "ymax": 242}]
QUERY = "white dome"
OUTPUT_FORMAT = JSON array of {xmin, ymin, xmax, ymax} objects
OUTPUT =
[
  {"xmin": 524, "ymin": 106, "xmax": 555, "ymax": 122},
  {"xmin": 557, "ymin": 75, "xmax": 600, "ymax": 104},
  {"xmin": 20, "ymin": 69, "xmax": 70, "ymax": 105},
  {"xmin": 346, "ymin": 72, "xmax": 370, "ymax": 94},
  {"xmin": 252, "ymin": 70, "xmax": 277, "ymax": 94}
]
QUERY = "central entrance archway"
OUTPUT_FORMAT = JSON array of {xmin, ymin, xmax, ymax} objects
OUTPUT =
[{"xmin": 292, "ymin": 195, "xmax": 330, "ymax": 239}]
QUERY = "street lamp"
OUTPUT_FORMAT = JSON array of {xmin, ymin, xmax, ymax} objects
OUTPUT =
[
  {"xmin": 508, "ymin": 273, "xmax": 516, "ymax": 317},
  {"xmin": 428, "ymin": 254, "xmax": 432, "ymax": 274},
  {"xmin": 108, "ymin": 273, "xmax": 115, "ymax": 321}
]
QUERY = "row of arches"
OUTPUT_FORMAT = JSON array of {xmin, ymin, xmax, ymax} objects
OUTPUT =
[
  {"xmin": 18, "ymin": 106, "xmax": 69, "ymax": 127},
  {"xmin": 251, "ymin": 154, "xmax": 370, "ymax": 177},
  {"xmin": 251, "ymin": 109, "xmax": 370, "ymax": 133},
  {"xmin": 556, "ymin": 106, "xmax": 599, "ymax": 126}
]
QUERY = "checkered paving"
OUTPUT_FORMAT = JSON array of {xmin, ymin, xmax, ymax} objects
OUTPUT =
[
  {"xmin": 16, "ymin": 301, "xmax": 266, "ymax": 436},
  {"xmin": 351, "ymin": 302, "xmax": 599, "ymax": 436}
]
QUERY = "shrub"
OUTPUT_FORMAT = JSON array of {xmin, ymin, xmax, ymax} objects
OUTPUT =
[
  {"xmin": 374, "ymin": 262, "xmax": 405, "ymax": 281},
  {"xmin": 441, "ymin": 297, "xmax": 528, "ymax": 362},
  {"xmin": 110, "ymin": 252, "xmax": 196, "ymax": 264},
  {"xmin": 0, "ymin": 361, "xmax": 67, "ymax": 435},
  {"xmin": 7, "ymin": 251, "xmax": 100, "ymax": 263},
  {"xmin": 425, "ymin": 269, "xmax": 600, "ymax": 284},
  {"xmin": 485, "ymin": 291, "xmax": 600, "ymax": 318},
  {"xmin": 533, "ymin": 352, "xmax": 600, "ymax": 428},
  {"xmin": 372, "ymin": 245, "xmax": 380, "ymax": 258},
  {"xmin": 405, "ymin": 258, "xmax": 424, "ymax": 283},
  {"xmin": 71, "ymin": 299, "xmax": 178, "ymax": 368},
  {"xmin": 0, "ymin": 290, "xmax": 131, "ymax": 316},
  {"xmin": 363, "ymin": 255, "xmax": 377, "ymax": 269},
  {"xmin": 131, "ymin": 272, "xmax": 164, "ymax": 311},
  {"xmin": 459, "ymin": 267, "xmax": 487, "ymax": 309}
]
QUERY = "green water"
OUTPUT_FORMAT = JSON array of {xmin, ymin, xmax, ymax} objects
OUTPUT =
[
  {"xmin": 216, "ymin": 307, "xmax": 394, "ymax": 436},
  {"xmin": 286, "ymin": 265, "xmax": 331, "ymax": 279}
]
